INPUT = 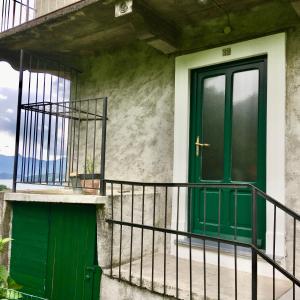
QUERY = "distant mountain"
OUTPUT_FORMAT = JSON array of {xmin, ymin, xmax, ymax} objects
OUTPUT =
[
  {"xmin": 0, "ymin": 155, "xmax": 14, "ymax": 179},
  {"xmin": 0, "ymin": 155, "xmax": 63, "ymax": 179}
]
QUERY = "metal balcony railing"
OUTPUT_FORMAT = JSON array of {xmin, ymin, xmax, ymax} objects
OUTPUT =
[
  {"xmin": 0, "ymin": 0, "xmax": 36, "ymax": 32},
  {"xmin": 105, "ymin": 180, "xmax": 300, "ymax": 300},
  {"xmin": 13, "ymin": 50, "xmax": 108, "ymax": 195}
]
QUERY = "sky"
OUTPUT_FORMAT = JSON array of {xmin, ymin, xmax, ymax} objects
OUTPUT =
[
  {"xmin": 0, "ymin": 62, "xmax": 19, "ymax": 156},
  {"xmin": 0, "ymin": 60, "xmax": 71, "ymax": 159}
]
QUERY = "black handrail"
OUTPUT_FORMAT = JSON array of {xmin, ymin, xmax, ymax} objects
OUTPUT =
[{"xmin": 105, "ymin": 180, "xmax": 299, "ymax": 299}]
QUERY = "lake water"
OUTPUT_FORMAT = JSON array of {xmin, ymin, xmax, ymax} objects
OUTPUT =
[{"xmin": 0, "ymin": 179, "xmax": 63, "ymax": 191}]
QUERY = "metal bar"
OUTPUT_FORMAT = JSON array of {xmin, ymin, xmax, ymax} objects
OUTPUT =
[
  {"xmin": 52, "ymin": 65, "xmax": 60, "ymax": 184},
  {"xmin": 252, "ymin": 188, "xmax": 258, "ymax": 300},
  {"xmin": 163, "ymin": 186, "xmax": 167, "ymax": 295},
  {"xmin": 189, "ymin": 187, "xmax": 192, "ymax": 300},
  {"xmin": 176, "ymin": 186, "xmax": 180, "ymax": 299},
  {"xmin": 218, "ymin": 189, "xmax": 221, "ymax": 300},
  {"xmin": 273, "ymin": 205, "xmax": 277, "ymax": 300},
  {"xmin": 38, "ymin": 63, "xmax": 47, "ymax": 183},
  {"xmin": 129, "ymin": 185, "xmax": 134, "ymax": 283},
  {"xmin": 71, "ymin": 71, "xmax": 78, "ymax": 174},
  {"xmin": 106, "ymin": 219, "xmax": 252, "ymax": 248},
  {"xmin": 110, "ymin": 183, "xmax": 114, "ymax": 277},
  {"xmin": 74, "ymin": 99, "xmax": 81, "ymax": 189},
  {"xmin": 45, "ymin": 73, "xmax": 53, "ymax": 184},
  {"xmin": 293, "ymin": 218, "xmax": 296, "ymax": 300},
  {"xmin": 19, "ymin": 0, "xmax": 22, "ymax": 26},
  {"xmin": 83, "ymin": 99, "xmax": 89, "ymax": 188},
  {"xmin": 234, "ymin": 188, "xmax": 238, "ymax": 300},
  {"xmin": 92, "ymin": 99, "xmax": 97, "ymax": 189},
  {"xmin": 12, "ymin": 49, "xmax": 24, "ymax": 192},
  {"xmin": 151, "ymin": 185, "xmax": 156, "ymax": 292},
  {"xmin": 105, "ymin": 179, "xmax": 249, "ymax": 190},
  {"xmin": 26, "ymin": 55, "xmax": 34, "ymax": 182},
  {"xmin": 20, "ymin": 53, "xmax": 31, "ymax": 182},
  {"xmin": 6, "ymin": 0, "xmax": 10, "ymax": 30},
  {"xmin": 254, "ymin": 187, "xmax": 300, "ymax": 221},
  {"xmin": 59, "ymin": 67, "xmax": 66, "ymax": 184},
  {"xmin": 100, "ymin": 97, "xmax": 108, "ymax": 195},
  {"xmin": 31, "ymin": 57, "xmax": 39, "ymax": 182},
  {"xmin": 255, "ymin": 247, "xmax": 300, "ymax": 287},
  {"xmin": 203, "ymin": 188, "xmax": 207, "ymax": 300},
  {"xmin": 140, "ymin": 185, "xmax": 145, "ymax": 286},
  {"xmin": 119, "ymin": 184, "xmax": 123, "ymax": 280}
]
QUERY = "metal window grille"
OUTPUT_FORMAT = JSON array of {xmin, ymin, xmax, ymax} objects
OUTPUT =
[{"xmin": 13, "ymin": 50, "xmax": 108, "ymax": 195}]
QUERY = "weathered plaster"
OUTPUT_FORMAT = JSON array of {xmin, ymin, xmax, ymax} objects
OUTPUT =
[
  {"xmin": 96, "ymin": 189, "xmax": 165, "ymax": 270},
  {"xmin": 35, "ymin": 0, "xmax": 80, "ymax": 17},
  {"xmin": 76, "ymin": 42, "xmax": 175, "ymax": 182},
  {"xmin": 286, "ymin": 25, "xmax": 300, "ymax": 276},
  {"xmin": 0, "ymin": 193, "xmax": 12, "ymax": 267}
]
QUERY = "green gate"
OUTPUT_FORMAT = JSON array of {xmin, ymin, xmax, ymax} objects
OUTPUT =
[{"xmin": 10, "ymin": 202, "xmax": 101, "ymax": 300}]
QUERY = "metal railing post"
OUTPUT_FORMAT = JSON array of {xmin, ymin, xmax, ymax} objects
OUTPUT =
[
  {"xmin": 12, "ymin": 49, "xmax": 24, "ymax": 192},
  {"xmin": 252, "ymin": 187, "xmax": 258, "ymax": 300},
  {"xmin": 100, "ymin": 97, "xmax": 107, "ymax": 196}
]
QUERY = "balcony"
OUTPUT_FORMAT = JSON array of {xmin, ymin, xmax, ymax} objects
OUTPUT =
[
  {"xmin": 12, "ymin": 50, "xmax": 108, "ymax": 195},
  {"xmin": 0, "ymin": 0, "xmax": 83, "ymax": 33},
  {"xmin": 0, "ymin": 0, "xmax": 36, "ymax": 33}
]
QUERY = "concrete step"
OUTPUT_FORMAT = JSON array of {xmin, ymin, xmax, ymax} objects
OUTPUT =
[
  {"xmin": 278, "ymin": 287, "xmax": 300, "ymax": 300},
  {"xmin": 108, "ymin": 253, "xmax": 292, "ymax": 300}
]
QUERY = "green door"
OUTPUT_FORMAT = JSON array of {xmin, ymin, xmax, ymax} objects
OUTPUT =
[
  {"xmin": 189, "ymin": 56, "xmax": 267, "ymax": 247},
  {"xmin": 10, "ymin": 203, "xmax": 100, "ymax": 300}
]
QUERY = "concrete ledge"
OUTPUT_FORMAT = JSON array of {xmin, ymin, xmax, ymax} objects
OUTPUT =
[{"xmin": 4, "ymin": 192, "xmax": 107, "ymax": 205}]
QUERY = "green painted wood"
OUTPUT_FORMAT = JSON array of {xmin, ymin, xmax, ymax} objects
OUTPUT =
[
  {"xmin": 189, "ymin": 56, "xmax": 267, "ymax": 247},
  {"xmin": 45, "ymin": 204, "xmax": 97, "ymax": 300},
  {"xmin": 10, "ymin": 202, "xmax": 50, "ymax": 298},
  {"xmin": 10, "ymin": 203, "xmax": 100, "ymax": 300}
]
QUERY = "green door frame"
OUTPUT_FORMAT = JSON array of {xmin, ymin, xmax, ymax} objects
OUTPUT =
[{"xmin": 188, "ymin": 56, "xmax": 267, "ymax": 247}]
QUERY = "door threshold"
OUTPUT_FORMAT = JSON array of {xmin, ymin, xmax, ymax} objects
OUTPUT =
[{"xmin": 177, "ymin": 237, "xmax": 252, "ymax": 257}]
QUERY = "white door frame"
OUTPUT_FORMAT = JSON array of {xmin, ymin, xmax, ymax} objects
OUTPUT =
[{"xmin": 172, "ymin": 33, "xmax": 286, "ymax": 258}]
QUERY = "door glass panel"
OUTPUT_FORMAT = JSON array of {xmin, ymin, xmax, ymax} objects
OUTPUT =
[
  {"xmin": 202, "ymin": 75, "xmax": 225, "ymax": 180},
  {"xmin": 232, "ymin": 70, "xmax": 259, "ymax": 181}
]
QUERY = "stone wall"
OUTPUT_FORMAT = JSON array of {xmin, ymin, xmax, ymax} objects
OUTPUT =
[
  {"xmin": 35, "ymin": 0, "xmax": 80, "ymax": 17},
  {"xmin": 0, "ymin": 193, "xmax": 12, "ymax": 266},
  {"xmin": 76, "ymin": 41, "xmax": 175, "ymax": 183},
  {"xmin": 286, "ymin": 25, "xmax": 300, "ymax": 276}
]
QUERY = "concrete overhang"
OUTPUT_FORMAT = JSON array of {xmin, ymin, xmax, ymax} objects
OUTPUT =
[{"xmin": 0, "ymin": 0, "xmax": 299, "ymax": 69}]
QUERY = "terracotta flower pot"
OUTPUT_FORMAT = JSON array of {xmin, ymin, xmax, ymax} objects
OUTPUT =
[{"xmin": 70, "ymin": 173, "xmax": 101, "ymax": 195}]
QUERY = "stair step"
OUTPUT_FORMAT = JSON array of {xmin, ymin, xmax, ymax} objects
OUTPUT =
[{"xmin": 108, "ymin": 253, "xmax": 292, "ymax": 300}]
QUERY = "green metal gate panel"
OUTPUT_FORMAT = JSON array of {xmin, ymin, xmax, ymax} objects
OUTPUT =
[
  {"xmin": 10, "ymin": 202, "xmax": 99, "ymax": 300},
  {"xmin": 10, "ymin": 202, "xmax": 50, "ymax": 298},
  {"xmin": 45, "ymin": 204, "xmax": 97, "ymax": 300}
]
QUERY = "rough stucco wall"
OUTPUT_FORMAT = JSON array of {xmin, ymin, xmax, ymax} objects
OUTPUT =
[
  {"xmin": 35, "ymin": 0, "xmax": 80, "ymax": 17},
  {"xmin": 77, "ymin": 42, "xmax": 175, "ymax": 183},
  {"xmin": 286, "ymin": 25, "xmax": 300, "ymax": 276},
  {"xmin": 0, "ymin": 194, "xmax": 12, "ymax": 267}
]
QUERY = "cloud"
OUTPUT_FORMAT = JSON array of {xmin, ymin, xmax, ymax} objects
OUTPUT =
[
  {"xmin": 6, "ymin": 109, "xmax": 13, "ymax": 114},
  {"xmin": 0, "ymin": 94, "xmax": 7, "ymax": 100},
  {"xmin": 0, "ymin": 116, "xmax": 11, "ymax": 123}
]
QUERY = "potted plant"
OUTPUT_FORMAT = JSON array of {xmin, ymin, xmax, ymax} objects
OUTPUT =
[{"xmin": 70, "ymin": 158, "xmax": 101, "ymax": 195}]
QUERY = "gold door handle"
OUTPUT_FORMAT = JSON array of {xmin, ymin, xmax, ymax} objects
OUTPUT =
[{"xmin": 195, "ymin": 136, "xmax": 210, "ymax": 156}]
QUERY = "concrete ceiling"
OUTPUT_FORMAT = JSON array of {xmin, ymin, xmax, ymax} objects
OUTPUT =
[{"xmin": 0, "ymin": 0, "xmax": 299, "ymax": 68}]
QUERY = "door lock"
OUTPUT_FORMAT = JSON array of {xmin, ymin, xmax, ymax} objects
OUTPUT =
[{"xmin": 195, "ymin": 136, "xmax": 210, "ymax": 156}]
